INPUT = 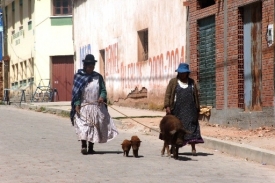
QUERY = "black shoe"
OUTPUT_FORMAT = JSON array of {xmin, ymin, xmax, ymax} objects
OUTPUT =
[
  {"xmin": 88, "ymin": 142, "xmax": 95, "ymax": 154},
  {"xmin": 81, "ymin": 148, "xmax": 88, "ymax": 155},
  {"xmin": 88, "ymin": 149, "xmax": 96, "ymax": 154}
]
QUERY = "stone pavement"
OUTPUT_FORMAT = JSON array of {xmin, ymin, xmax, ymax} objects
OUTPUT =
[
  {"xmin": 18, "ymin": 101, "xmax": 275, "ymax": 167},
  {"xmin": 0, "ymin": 105, "xmax": 275, "ymax": 183}
]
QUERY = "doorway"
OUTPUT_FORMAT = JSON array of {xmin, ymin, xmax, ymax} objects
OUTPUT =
[{"xmin": 52, "ymin": 55, "xmax": 74, "ymax": 101}]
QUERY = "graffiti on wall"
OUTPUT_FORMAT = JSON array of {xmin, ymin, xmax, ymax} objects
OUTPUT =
[
  {"xmin": 105, "ymin": 43, "xmax": 118, "ymax": 75},
  {"xmin": 79, "ymin": 44, "xmax": 91, "ymax": 68},
  {"xmin": 105, "ymin": 43, "xmax": 185, "ymax": 91}
]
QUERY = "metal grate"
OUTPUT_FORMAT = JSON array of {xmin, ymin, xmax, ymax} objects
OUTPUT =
[
  {"xmin": 198, "ymin": 16, "xmax": 216, "ymax": 107},
  {"xmin": 238, "ymin": 8, "xmax": 244, "ymax": 109}
]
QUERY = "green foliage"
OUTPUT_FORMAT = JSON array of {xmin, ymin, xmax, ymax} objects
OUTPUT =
[
  {"xmin": 39, "ymin": 106, "xmax": 46, "ymax": 112},
  {"xmin": 148, "ymin": 102, "xmax": 163, "ymax": 110},
  {"xmin": 59, "ymin": 111, "xmax": 70, "ymax": 118}
]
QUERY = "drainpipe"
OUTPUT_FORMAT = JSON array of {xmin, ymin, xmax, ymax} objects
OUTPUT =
[
  {"xmin": 223, "ymin": 0, "xmax": 228, "ymax": 125},
  {"xmin": 2, "ymin": 0, "xmax": 9, "ymax": 91},
  {"xmin": 185, "ymin": 2, "xmax": 190, "ymax": 64},
  {"xmin": 223, "ymin": 0, "xmax": 228, "ymax": 110}
]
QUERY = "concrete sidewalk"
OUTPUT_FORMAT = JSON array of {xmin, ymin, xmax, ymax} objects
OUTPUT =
[
  {"xmin": 20, "ymin": 101, "xmax": 275, "ymax": 167},
  {"xmin": 20, "ymin": 101, "xmax": 166, "ymax": 118}
]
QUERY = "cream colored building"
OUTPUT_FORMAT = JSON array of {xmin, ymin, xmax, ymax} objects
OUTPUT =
[
  {"xmin": 4, "ymin": 0, "xmax": 74, "ymax": 101},
  {"xmin": 73, "ymin": 0, "xmax": 188, "ymax": 109}
]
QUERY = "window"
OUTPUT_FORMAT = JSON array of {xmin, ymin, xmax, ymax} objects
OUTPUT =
[
  {"xmin": 15, "ymin": 63, "xmax": 18, "ymax": 81},
  {"xmin": 20, "ymin": 0, "xmax": 23, "ymax": 25},
  {"xmin": 23, "ymin": 61, "xmax": 27, "ymax": 79},
  {"xmin": 28, "ymin": 0, "xmax": 32, "ymax": 20},
  {"xmin": 12, "ymin": 65, "xmax": 15, "ymax": 82},
  {"xmin": 5, "ymin": 7, "xmax": 8, "ymax": 28},
  {"xmin": 20, "ymin": 62, "xmax": 23, "ymax": 80},
  {"xmin": 99, "ymin": 49, "xmax": 106, "ymax": 79},
  {"xmin": 53, "ymin": 0, "xmax": 72, "ymax": 16},
  {"xmin": 137, "ymin": 29, "xmax": 148, "ymax": 61},
  {"xmin": 28, "ymin": 58, "xmax": 34, "ymax": 77},
  {"xmin": 28, "ymin": 0, "xmax": 32, "ymax": 30},
  {"xmin": 197, "ymin": 0, "xmax": 215, "ymax": 9},
  {"xmin": 28, "ymin": 77, "xmax": 34, "ymax": 84},
  {"xmin": 12, "ymin": 2, "xmax": 15, "ymax": 29}
]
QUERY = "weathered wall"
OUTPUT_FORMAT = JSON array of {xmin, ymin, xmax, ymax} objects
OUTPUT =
[
  {"xmin": 73, "ymin": 0, "xmax": 187, "ymax": 109},
  {"xmin": 189, "ymin": 0, "xmax": 275, "ymax": 128}
]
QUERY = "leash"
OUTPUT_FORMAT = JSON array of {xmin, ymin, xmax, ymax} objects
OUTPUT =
[{"xmin": 76, "ymin": 101, "xmax": 160, "ymax": 133}]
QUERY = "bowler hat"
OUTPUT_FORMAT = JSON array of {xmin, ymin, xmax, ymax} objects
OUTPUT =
[
  {"xmin": 82, "ymin": 54, "xmax": 97, "ymax": 63},
  {"xmin": 175, "ymin": 63, "xmax": 191, "ymax": 73}
]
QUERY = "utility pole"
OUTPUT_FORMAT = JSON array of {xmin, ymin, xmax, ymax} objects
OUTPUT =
[
  {"xmin": 1, "ymin": 0, "xmax": 10, "ymax": 102},
  {"xmin": 0, "ymin": 0, "xmax": 3, "ymax": 100}
]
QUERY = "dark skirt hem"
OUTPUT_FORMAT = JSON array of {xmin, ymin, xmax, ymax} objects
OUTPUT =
[{"xmin": 182, "ymin": 138, "xmax": 204, "ymax": 146}]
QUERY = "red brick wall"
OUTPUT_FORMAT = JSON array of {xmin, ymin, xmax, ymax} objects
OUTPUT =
[
  {"xmin": 189, "ymin": 0, "xmax": 274, "ymax": 109},
  {"xmin": 215, "ymin": 5, "xmax": 225, "ymax": 110},
  {"xmin": 261, "ymin": 0, "xmax": 274, "ymax": 107},
  {"xmin": 226, "ymin": 2, "xmax": 239, "ymax": 109}
]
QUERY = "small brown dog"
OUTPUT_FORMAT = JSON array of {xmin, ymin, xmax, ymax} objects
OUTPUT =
[
  {"xmin": 130, "ymin": 136, "xmax": 141, "ymax": 158},
  {"xmin": 121, "ymin": 139, "xmax": 132, "ymax": 157}
]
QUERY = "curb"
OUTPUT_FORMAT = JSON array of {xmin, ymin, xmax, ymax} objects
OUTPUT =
[
  {"xmin": 20, "ymin": 103, "xmax": 71, "ymax": 118},
  {"xmin": 200, "ymin": 136, "xmax": 275, "ymax": 166},
  {"xmin": 18, "ymin": 103, "xmax": 275, "ymax": 167}
]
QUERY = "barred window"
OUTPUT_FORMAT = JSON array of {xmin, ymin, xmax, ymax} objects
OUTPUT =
[{"xmin": 53, "ymin": 0, "xmax": 72, "ymax": 16}]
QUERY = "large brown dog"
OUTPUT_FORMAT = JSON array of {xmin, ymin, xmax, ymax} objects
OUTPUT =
[{"xmin": 159, "ymin": 115, "xmax": 189, "ymax": 159}]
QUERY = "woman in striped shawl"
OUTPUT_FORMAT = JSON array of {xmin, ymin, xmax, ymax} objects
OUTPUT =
[{"xmin": 70, "ymin": 54, "xmax": 118, "ymax": 155}]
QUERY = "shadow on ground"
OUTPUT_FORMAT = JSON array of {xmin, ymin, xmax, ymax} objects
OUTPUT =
[
  {"xmin": 119, "ymin": 155, "xmax": 145, "ymax": 158},
  {"xmin": 177, "ymin": 156, "xmax": 194, "ymax": 161},
  {"xmin": 89, "ymin": 151, "xmax": 123, "ymax": 155},
  {"xmin": 179, "ymin": 152, "xmax": 214, "ymax": 156}
]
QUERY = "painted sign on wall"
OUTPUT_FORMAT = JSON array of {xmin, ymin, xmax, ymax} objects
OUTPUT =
[
  {"xmin": 79, "ymin": 44, "xmax": 91, "ymax": 69},
  {"xmin": 105, "ymin": 44, "xmax": 185, "ymax": 97},
  {"xmin": 105, "ymin": 43, "xmax": 118, "ymax": 76}
]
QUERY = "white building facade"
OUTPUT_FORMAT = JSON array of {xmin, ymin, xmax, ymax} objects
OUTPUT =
[
  {"xmin": 73, "ymin": 0, "xmax": 188, "ymax": 109},
  {"xmin": 4, "ymin": 0, "xmax": 74, "ymax": 101}
]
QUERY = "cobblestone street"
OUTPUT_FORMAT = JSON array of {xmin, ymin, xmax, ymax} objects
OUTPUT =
[{"xmin": 0, "ymin": 106, "xmax": 274, "ymax": 183}]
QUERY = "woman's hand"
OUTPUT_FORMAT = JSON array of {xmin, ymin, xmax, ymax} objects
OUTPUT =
[
  {"xmin": 166, "ymin": 107, "xmax": 171, "ymax": 115},
  {"xmin": 75, "ymin": 105, "xmax": 81, "ymax": 117},
  {"xmin": 98, "ymin": 97, "xmax": 104, "ymax": 104}
]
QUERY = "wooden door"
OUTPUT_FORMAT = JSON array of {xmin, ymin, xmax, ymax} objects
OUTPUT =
[{"xmin": 52, "ymin": 56, "xmax": 74, "ymax": 101}]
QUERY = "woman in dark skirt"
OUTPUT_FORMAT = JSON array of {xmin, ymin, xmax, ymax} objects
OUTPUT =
[{"xmin": 164, "ymin": 63, "xmax": 204, "ymax": 156}]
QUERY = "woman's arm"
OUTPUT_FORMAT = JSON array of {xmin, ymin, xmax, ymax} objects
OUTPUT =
[
  {"xmin": 164, "ymin": 79, "xmax": 175, "ymax": 115},
  {"xmin": 193, "ymin": 80, "xmax": 200, "ymax": 112},
  {"xmin": 98, "ymin": 75, "xmax": 107, "ymax": 103}
]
